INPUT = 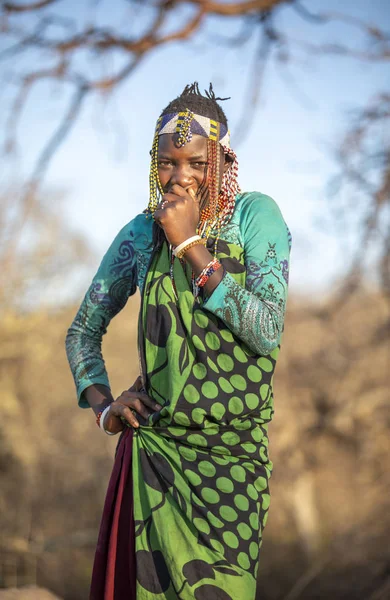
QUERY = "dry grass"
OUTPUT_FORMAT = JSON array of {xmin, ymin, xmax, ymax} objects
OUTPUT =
[{"xmin": 0, "ymin": 291, "xmax": 388, "ymax": 599}]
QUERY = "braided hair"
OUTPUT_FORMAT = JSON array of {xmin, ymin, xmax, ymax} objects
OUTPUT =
[
  {"xmin": 148, "ymin": 82, "xmax": 240, "ymax": 238},
  {"xmin": 161, "ymin": 82, "xmax": 229, "ymax": 127}
]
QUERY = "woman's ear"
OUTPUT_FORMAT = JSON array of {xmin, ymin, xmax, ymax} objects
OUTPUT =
[
  {"xmin": 223, "ymin": 153, "xmax": 233, "ymax": 173},
  {"xmin": 220, "ymin": 146, "xmax": 233, "ymax": 173}
]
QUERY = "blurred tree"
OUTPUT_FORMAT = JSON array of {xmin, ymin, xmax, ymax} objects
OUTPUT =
[
  {"xmin": 327, "ymin": 94, "xmax": 390, "ymax": 297},
  {"xmin": 0, "ymin": 5, "xmax": 388, "ymax": 596},
  {"xmin": 0, "ymin": 186, "xmax": 93, "ymax": 309},
  {"xmin": 0, "ymin": 0, "xmax": 389, "ymax": 287}
]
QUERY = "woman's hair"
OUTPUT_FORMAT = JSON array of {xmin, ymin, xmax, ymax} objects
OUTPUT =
[{"xmin": 160, "ymin": 82, "xmax": 229, "ymax": 126}]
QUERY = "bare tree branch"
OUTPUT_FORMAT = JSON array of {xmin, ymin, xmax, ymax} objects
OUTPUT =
[
  {"xmin": 212, "ymin": 14, "xmax": 258, "ymax": 47},
  {"xmin": 320, "ymin": 11, "xmax": 390, "ymax": 41},
  {"xmin": 233, "ymin": 15, "xmax": 274, "ymax": 143},
  {"xmin": 326, "ymin": 94, "xmax": 390, "ymax": 303},
  {"xmin": 291, "ymin": 1, "xmax": 328, "ymax": 24},
  {"xmin": 0, "ymin": 0, "xmax": 388, "ymax": 299},
  {"xmin": 2, "ymin": 0, "xmax": 58, "ymax": 12},
  {"xmin": 294, "ymin": 40, "xmax": 390, "ymax": 62},
  {"xmin": 5, "ymin": 62, "xmax": 69, "ymax": 154},
  {"xmin": 0, "ymin": 83, "xmax": 88, "ymax": 282},
  {"xmin": 290, "ymin": 8, "xmax": 390, "ymax": 61},
  {"xmin": 183, "ymin": 0, "xmax": 286, "ymax": 16}
]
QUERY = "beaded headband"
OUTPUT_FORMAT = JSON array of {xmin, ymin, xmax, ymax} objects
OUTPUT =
[
  {"xmin": 157, "ymin": 109, "xmax": 230, "ymax": 148},
  {"xmin": 148, "ymin": 108, "xmax": 239, "ymax": 237}
]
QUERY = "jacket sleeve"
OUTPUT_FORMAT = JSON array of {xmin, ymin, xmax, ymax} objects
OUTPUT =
[
  {"xmin": 203, "ymin": 193, "xmax": 291, "ymax": 355},
  {"xmin": 66, "ymin": 222, "xmax": 137, "ymax": 407}
]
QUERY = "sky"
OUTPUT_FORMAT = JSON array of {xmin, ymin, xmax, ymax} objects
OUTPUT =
[{"xmin": 1, "ymin": 0, "xmax": 388, "ymax": 302}]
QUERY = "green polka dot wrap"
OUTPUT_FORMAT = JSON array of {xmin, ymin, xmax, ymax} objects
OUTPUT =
[{"xmin": 133, "ymin": 238, "xmax": 278, "ymax": 599}]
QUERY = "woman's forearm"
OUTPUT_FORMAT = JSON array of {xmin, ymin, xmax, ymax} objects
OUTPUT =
[
  {"xmin": 84, "ymin": 384, "xmax": 115, "ymax": 416},
  {"xmin": 183, "ymin": 244, "xmax": 224, "ymax": 295}
]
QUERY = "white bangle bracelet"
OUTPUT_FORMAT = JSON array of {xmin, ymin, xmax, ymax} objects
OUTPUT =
[
  {"xmin": 173, "ymin": 235, "xmax": 201, "ymax": 257},
  {"xmin": 99, "ymin": 405, "xmax": 116, "ymax": 435}
]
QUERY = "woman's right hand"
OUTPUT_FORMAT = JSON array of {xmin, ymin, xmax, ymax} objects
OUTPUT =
[{"xmin": 103, "ymin": 377, "xmax": 162, "ymax": 433}]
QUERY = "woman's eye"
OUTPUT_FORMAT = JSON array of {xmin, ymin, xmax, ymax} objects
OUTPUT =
[
  {"xmin": 191, "ymin": 162, "xmax": 208, "ymax": 168},
  {"xmin": 157, "ymin": 161, "xmax": 172, "ymax": 168}
]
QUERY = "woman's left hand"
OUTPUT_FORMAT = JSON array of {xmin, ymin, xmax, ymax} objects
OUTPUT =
[{"xmin": 154, "ymin": 184, "xmax": 200, "ymax": 247}]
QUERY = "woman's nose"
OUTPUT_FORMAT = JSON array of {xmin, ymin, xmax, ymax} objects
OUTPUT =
[{"xmin": 171, "ymin": 165, "xmax": 193, "ymax": 188}]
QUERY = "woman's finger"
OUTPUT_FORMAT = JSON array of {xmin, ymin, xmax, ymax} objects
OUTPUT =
[
  {"xmin": 122, "ymin": 406, "xmax": 139, "ymax": 428},
  {"xmin": 120, "ymin": 390, "xmax": 161, "ymax": 412},
  {"xmin": 161, "ymin": 192, "xmax": 181, "ymax": 204},
  {"xmin": 156, "ymin": 199, "xmax": 171, "ymax": 211},
  {"xmin": 130, "ymin": 398, "xmax": 152, "ymax": 420},
  {"xmin": 128, "ymin": 376, "xmax": 142, "ymax": 393},
  {"xmin": 154, "ymin": 196, "xmax": 184, "ymax": 225},
  {"xmin": 132, "ymin": 391, "xmax": 162, "ymax": 412},
  {"xmin": 169, "ymin": 184, "xmax": 193, "ymax": 199},
  {"xmin": 109, "ymin": 402, "xmax": 139, "ymax": 428}
]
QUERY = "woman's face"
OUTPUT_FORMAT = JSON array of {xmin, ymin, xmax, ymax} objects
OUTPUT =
[{"xmin": 157, "ymin": 134, "xmax": 227, "ymax": 206}]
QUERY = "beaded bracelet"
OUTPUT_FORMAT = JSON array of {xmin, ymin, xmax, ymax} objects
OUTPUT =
[
  {"xmin": 173, "ymin": 235, "xmax": 201, "ymax": 257},
  {"xmin": 96, "ymin": 409, "xmax": 105, "ymax": 428},
  {"xmin": 195, "ymin": 258, "xmax": 222, "ymax": 289},
  {"xmin": 96, "ymin": 405, "xmax": 116, "ymax": 435},
  {"xmin": 176, "ymin": 238, "xmax": 206, "ymax": 260}
]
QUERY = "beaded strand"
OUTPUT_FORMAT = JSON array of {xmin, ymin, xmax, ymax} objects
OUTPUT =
[
  {"xmin": 176, "ymin": 109, "xmax": 194, "ymax": 147},
  {"xmin": 195, "ymin": 258, "xmax": 222, "ymax": 288},
  {"xmin": 169, "ymin": 249, "xmax": 178, "ymax": 301},
  {"xmin": 147, "ymin": 110, "xmax": 240, "ymax": 301},
  {"xmin": 217, "ymin": 145, "xmax": 241, "ymax": 229},
  {"xmin": 148, "ymin": 116, "xmax": 164, "ymax": 215},
  {"xmin": 200, "ymin": 140, "xmax": 220, "ymax": 234}
]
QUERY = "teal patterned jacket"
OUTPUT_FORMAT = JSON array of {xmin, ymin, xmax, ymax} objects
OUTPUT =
[{"xmin": 66, "ymin": 192, "xmax": 291, "ymax": 407}]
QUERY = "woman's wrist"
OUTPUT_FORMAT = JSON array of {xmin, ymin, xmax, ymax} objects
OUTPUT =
[
  {"xmin": 174, "ymin": 236, "xmax": 206, "ymax": 259},
  {"xmin": 172, "ymin": 232, "xmax": 199, "ymax": 252},
  {"xmin": 181, "ymin": 244, "xmax": 213, "ymax": 274},
  {"xmin": 95, "ymin": 409, "xmax": 124, "ymax": 435},
  {"xmin": 96, "ymin": 405, "xmax": 116, "ymax": 435},
  {"xmin": 85, "ymin": 383, "xmax": 115, "ymax": 416},
  {"xmin": 182, "ymin": 244, "xmax": 224, "ymax": 295}
]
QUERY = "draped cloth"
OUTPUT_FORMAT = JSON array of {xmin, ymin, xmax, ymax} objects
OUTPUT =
[
  {"xmin": 90, "ymin": 428, "xmax": 136, "ymax": 600},
  {"xmin": 90, "ymin": 233, "xmax": 279, "ymax": 599},
  {"xmin": 61, "ymin": 192, "xmax": 291, "ymax": 599}
]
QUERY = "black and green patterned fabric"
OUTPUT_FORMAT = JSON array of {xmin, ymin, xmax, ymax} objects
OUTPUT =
[{"xmin": 66, "ymin": 192, "xmax": 291, "ymax": 599}]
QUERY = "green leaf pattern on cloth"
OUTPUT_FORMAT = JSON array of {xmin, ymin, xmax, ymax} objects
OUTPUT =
[{"xmin": 66, "ymin": 192, "xmax": 291, "ymax": 599}]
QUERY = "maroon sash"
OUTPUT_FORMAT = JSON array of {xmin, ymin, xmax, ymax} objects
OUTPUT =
[{"xmin": 90, "ymin": 428, "xmax": 136, "ymax": 600}]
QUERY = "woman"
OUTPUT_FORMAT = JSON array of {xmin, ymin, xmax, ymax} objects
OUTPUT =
[{"xmin": 66, "ymin": 83, "xmax": 291, "ymax": 600}]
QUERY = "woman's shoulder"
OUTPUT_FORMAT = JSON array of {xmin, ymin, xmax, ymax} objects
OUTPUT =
[
  {"xmin": 112, "ymin": 211, "xmax": 153, "ymax": 242},
  {"xmin": 234, "ymin": 192, "xmax": 287, "ymax": 235},
  {"xmin": 235, "ymin": 192, "xmax": 291, "ymax": 250},
  {"xmin": 235, "ymin": 191, "xmax": 283, "ymax": 218}
]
